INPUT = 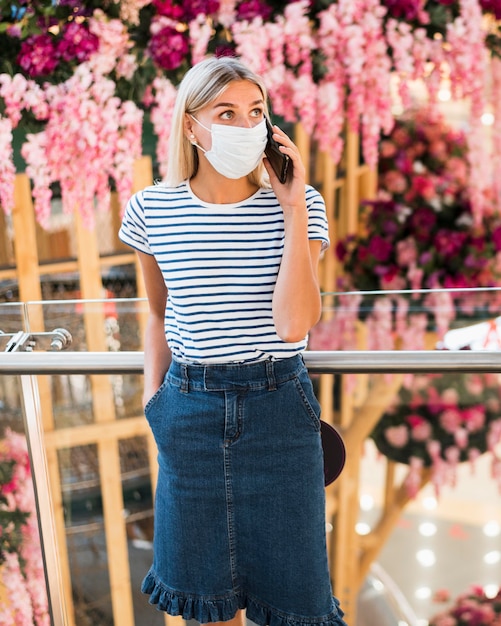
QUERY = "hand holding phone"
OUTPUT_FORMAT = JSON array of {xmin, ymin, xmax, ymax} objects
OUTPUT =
[{"xmin": 264, "ymin": 119, "xmax": 293, "ymax": 184}]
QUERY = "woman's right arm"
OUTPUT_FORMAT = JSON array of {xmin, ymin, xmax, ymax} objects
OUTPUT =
[{"xmin": 137, "ymin": 251, "xmax": 172, "ymax": 408}]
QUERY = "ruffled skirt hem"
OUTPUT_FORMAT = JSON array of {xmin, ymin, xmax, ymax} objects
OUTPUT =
[{"xmin": 141, "ymin": 570, "xmax": 347, "ymax": 626}]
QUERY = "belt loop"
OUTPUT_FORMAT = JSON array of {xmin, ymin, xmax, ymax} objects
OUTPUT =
[
  {"xmin": 180, "ymin": 363, "xmax": 189, "ymax": 393},
  {"xmin": 265, "ymin": 359, "xmax": 277, "ymax": 391}
]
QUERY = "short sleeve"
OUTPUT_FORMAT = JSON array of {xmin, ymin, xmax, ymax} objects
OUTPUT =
[
  {"xmin": 118, "ymin": 190, "xmax": 152, "ymax": 255},
  {"xmin": 306, "ymin": 185, "xmax": 330, "ymax": 251}
]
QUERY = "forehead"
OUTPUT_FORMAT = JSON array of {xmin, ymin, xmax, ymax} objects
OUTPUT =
[{"xmin": 212, "ymin": 80, "xmax": 264, "ymax": 107}]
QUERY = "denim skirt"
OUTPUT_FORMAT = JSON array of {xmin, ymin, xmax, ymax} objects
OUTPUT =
[{"xmin": 141, "ymin": 354, "xmax": 346, "ymax": 626}]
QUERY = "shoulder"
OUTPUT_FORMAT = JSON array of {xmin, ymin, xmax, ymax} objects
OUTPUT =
[
  {"xmin": 139, "ymin": 181, "xmax": 189, "ymax": 203},
  {"xmin": 305, "ymin": 184, "xmax": 325, "ymax": 205}
]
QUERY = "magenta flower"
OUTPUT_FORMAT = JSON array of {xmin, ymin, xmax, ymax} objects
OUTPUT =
[
  {"xmin": 335, "ymin": 240, "xmax": 349, "ymax": 262},
  {"xmin": 57, "ymin": 22, "xmax": 99, "ymax": 63},
  {"xmin": 480, "ymin": 0, "xmax": 501, "ymax": 18},
  {"xmin": 409, "ymin": 206, "xmax": 437, "ymax": 235},
  {"xmin": 236, "ymin": 0, "xmax": 273, "ymax": 21},
  {"xmin": 184, "ymin": 0, "xmax": 220, "ymax": 20},
  {"xmin": 381, "ymin": 0, "xmax": 423, "ymax": 20},
  {"xmin": 152, "ymin": 0, "xmax": 185, "ymax": 20},
  {"xmin": 215, "ymin": 44, "xmax": 237, "ymax": 57},
  {"xmin": 434, "ymin": 229, "xmax": 468, "ymax": 259},
  {"xmin": 17, "ymin": 34, "xmax": 59, "ymax": 77},
  {"xmin": 367, "ymin": 235, "xmax": 393, "ymax": 262},
  {"xmin": 492, "ymin": 225, "xmax": 501, "ymax": 251},
  {"xmin": 148, "ymin": 25, "xmax": 189, "ymax": 71},
  {"xmin": 153, "ymin": 0, "xmax": 219, "ymax": 21}
]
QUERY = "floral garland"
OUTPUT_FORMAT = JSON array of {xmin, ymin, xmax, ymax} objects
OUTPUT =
[
  {"xmin": 0, "ymin": 429, "xmax": 49, "ymax": 626},
  {"xmin": 1, "ymin": 1, "xmax": 501, "ymax": 225},
  {"xmin": 371, "ymin": 372, "xmax": 501, "ymax": 497},
  {"xmin": 430, "ymin": 585, "xmax": 501, "ymax": 625}
]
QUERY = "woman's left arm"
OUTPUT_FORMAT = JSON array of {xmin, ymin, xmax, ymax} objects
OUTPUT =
[{"xmin": 264, "ymin": 125, "xmax": 324, "ymax": 343}]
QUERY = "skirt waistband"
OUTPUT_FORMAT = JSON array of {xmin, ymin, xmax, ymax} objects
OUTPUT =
[{"xmin": 168, "ymin": 354, "xmax": 305, "ymax": 392}]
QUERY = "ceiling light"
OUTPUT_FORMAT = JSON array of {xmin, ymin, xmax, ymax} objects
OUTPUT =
[
  {"xmin": 419, "ymin": 522, "xmax": 437, "ymax": 537},
  {"xmin": 483, "ymin": 521, "xmax": 501, "ymax": 537},
  {"xmin": 438, "ymin": 88, "xmax": 451, "ymax": 102},
  {"xmin": 484, "ymin": 551, "xmax": 501, "ymax": 565},
  {"xmin": 481, "ymin": 112, "xmax": 494, "ymax": 126},
  {"xmin": 416, "ymin": 549, "xmax": 436, "ymax": 567},
  {"xmin": 360, "ymin": 494, "xmax": 374, "ymax": 511},
  {"xmin": 422, "ymin": 496, "xmax": 437, "ymax": 510},
  {"xmin": 356, "ymin": 522, "xmax": 371, "ymax": 536},
  {"xmin": 415, "ymin": 587, "xmax": 432, "ymax": 600},
  {"xmin": 484, "ymin": 584, "xmax": 499, "ymax": 599}
]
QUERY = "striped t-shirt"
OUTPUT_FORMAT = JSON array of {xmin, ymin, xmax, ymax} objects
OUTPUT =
[{"xmin": 119, "ymin": 180, "xmax": 329, "ymax": 363}]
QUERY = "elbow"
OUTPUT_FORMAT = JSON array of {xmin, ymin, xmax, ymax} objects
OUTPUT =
[
  {"xmin": 277, "ymin": 328, "xmax": 308, "ymax": 343},
  {"xmin": 275, "ymin": 312, "xmax": 322, "ymax": 344}
]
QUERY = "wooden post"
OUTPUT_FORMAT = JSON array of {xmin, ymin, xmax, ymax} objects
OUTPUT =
[
  {"xmin": 132, "ymin": 156, "xmax": 153, "ymax": 305},
  {"xmin": 74, "ymin": 209, "xmax": 135, "ymax": 626},
  {"xmin": 295, "ymin": 123, "xmax": 311, "ymax": 185},
  {"xmin": 318, "ymin": 152, "xmax": 337, "ymax": 425},
  {"xmin": 11, "ymin": 175, "xmax": 42, "ymax": 304},
  {"xmin": 0, "ymin": 208, "xmax": 12, "ymax": 266}
]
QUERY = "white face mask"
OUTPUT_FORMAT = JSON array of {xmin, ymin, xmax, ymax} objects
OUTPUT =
[{"xmin": 190, "ymin": 116, "xmax": 267, "ymax": 179}]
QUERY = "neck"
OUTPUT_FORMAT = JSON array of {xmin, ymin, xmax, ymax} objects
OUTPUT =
[{"xmin": 190, "ymin": 173, "xmax": 258, "ymax": 204}]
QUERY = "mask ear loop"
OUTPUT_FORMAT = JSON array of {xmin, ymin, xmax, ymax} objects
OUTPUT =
[{"xmin": 188, "ymin": 115, "xmax": 209, "ymax": 153}]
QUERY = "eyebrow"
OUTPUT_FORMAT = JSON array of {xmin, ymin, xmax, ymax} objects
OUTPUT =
[{"xmin": 213, "ymin": 99, "xmax": 264, "ymax": 109}]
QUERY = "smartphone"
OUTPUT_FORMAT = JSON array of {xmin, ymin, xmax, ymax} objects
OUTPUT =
[{"xmin": 265, "ymin": 119, "xmax": 292, "ymax": 184}]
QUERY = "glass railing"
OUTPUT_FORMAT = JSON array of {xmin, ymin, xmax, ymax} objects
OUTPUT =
[{"xmin": 1, "ymin": 290, "xmax": 501, "ymax": 626}]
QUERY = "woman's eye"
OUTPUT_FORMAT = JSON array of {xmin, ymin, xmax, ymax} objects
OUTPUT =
[
  {"xmin": 251, "ymin": 108, "xmax": 264, "ymax": 118},
  {"xmin": 220, "ymin": 110, "xmax": 233, "ymax": 120}
]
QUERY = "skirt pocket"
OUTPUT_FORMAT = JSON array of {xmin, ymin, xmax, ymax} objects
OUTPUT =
[
  {"xmin": 144, "ymin": 376, "xmax": 169, "ymax": 416},
  {"xmin": 291, "ymin": 369, "xmax": 322, "ymax": 431}
]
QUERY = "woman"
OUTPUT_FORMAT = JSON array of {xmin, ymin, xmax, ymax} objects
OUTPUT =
[{"xmin": 119, "ymin": 56, "xmax": 346, "ymax": 626}]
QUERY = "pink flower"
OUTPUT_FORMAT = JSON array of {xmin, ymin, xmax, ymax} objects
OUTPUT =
[
  {"xmin": 462, "ymin": 406, "xmax": 486, "ymax": 432},
  {"xmin": 380, "ymin": 268, "xmax": 407, "ymax": 290},
  {"xmin": 441, "ymin": 388, "xmax": 459, "ymax": 406},
  {"xmin": 380, "ymin": 139, "xmax": 397, "ymax": 158},
  {"xmin": 454, "ymin": 427, "xmax": 469, "ymax": 449},
  {"xmin": 0, "ymin": 117, "xmax": 15, "ymax": 213},
  {"xmin": 433, "ymin": 588, "xmax": 451, "ymax": 603},
  {"xmin": 439, "ymin": 408, "xmax": 463, "ymax": 433},
  {"xmin": 383, "ymin": 169, "xmax": 407, "ymax": 194},
  {"xmin": 396, "ymin": 237, "xmax": 418, "ymax": 267},
  {"xmin": 411, "ymin": 420, "xmax": 433, "ymax": 441},
  {"xmin": 465, "ymin": 375, "xmax": 485, "ymax": 396},
  {"xmin": 384, "ymin": 425, "xmax": 409, "ymax": 447},
  {"xmin": 406, "ymin": 173, "xmax": 437, "ymax": 201}
]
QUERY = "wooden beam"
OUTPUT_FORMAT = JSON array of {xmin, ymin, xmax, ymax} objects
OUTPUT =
[{"xmin": 11, "ymin": 174, "xmax": 42, "ymax": 303}]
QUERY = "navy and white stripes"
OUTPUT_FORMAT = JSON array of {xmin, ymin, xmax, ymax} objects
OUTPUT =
[{"xmin": 119, "ymin": 180, "xmax": 329, "ymax": 363}]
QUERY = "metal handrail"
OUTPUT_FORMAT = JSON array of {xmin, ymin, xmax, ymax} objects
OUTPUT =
[
  {"xmin": 3, "ymin": 348, "xmax": 501, "ymax": 626},
  {"xmin": 2, "ymin": 349, "xmax": 501, "ymax": 374}
]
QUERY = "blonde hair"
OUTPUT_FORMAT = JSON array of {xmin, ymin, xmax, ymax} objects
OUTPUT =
[{"xmin": 165, "ymin": 56, "xmax": 270, "ymax": 187}]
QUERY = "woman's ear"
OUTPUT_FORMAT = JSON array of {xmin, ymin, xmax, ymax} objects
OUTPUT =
[{"xmin": 184, "ymin": 113, "xmax": 195, "ymax": 141}]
